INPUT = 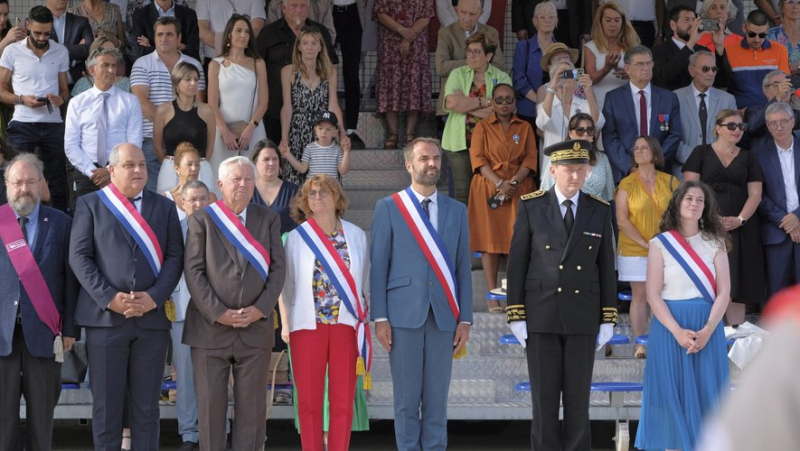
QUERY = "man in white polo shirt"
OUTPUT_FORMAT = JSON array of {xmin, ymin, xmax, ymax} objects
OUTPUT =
[
  {"xmin": 131, "ymin": 15, "xmax": 205, "ymax": 192},
  {"xmin": 0, "ymin": 6, "xmax": 71, "ymax": 211},
  {"xmin": 65, "ymin": 47, "xmax": 143, "ymax": 210}
]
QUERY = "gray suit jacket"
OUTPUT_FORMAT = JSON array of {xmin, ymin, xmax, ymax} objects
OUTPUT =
[
  {"xmin": 674, "ymin": 85, "xmax": 738, "ymax": 168},
  {"xmin": 434, "ymin": 22, "xmax": 504, "ymax": 116},
  {"xmin": 183, "ymin": 203, "xmax": 285, "ymax": 350}
]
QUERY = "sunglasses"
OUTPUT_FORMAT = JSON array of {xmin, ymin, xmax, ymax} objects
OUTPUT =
[
  {"xmin": 747, "ymin": 32, "xmax": 768, "ymax": 39},
  {"xmin": 718, "ymin": 122, "xmax": 747, "ymax": 131},
  {"xmin": 572, "ymin": 127, "xmax": 596, "ymax": 135},
  {"xmin": 699, "ymin": 65, "xmax": 718, "ymax": 73},
  {"xmin": 493, "ymin": 96, "xmax": 515, "ymax": 105}
]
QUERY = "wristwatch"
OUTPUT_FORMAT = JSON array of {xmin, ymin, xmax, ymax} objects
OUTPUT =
[
  {"xmin": 250, "ymin": 120, "xmax": 259, "ymax": 127},
  {"xmin": 737, "ymin": 216, "xmax": 747, "ymax": 225},
  {"xmin": 546, "ymin": 87, "xmax": 558, "ymax": 95}
]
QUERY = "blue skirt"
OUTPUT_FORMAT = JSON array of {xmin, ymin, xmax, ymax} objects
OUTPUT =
[{"xmin": 635, "ymin": 299, "xmax": 730, "ymax": 451}]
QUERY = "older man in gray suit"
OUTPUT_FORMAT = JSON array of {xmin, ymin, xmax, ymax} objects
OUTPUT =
[{"xmin": 674, "ymin": 50, "xmax": 737, "ymax": 177}]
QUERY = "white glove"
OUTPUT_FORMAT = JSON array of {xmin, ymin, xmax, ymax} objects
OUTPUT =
[
  {"xmin": 596, "ymin": 323, "xmax": 615, "ymax": 351},
  {"xmin": 509, "ymin": 321, "xmax": 528, "ymax": 348}
]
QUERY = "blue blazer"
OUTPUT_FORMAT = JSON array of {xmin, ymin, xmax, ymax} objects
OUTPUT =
[
  {"xmin": 370, "ymin": 192, "xmax": 473, "ymax": 331},
  {"xmin": 756, "ymin": 137, "xmax": 800, "ymax": 246},
  {"xmin": 69, "ymin": 189, "xmax": 184, "ymax": 330},
  {"xmin": 602, "ymin": 83, "xmax": 682, "ymax": 183},
  {"xmin": 0, "ymin": 206, "xmax": 79, "ymax": 358}
]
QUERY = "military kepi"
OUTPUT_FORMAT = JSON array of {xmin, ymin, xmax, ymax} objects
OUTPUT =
[{"xmin": 544, "ymin": 139, "xmax": 592, "ymax": 165}]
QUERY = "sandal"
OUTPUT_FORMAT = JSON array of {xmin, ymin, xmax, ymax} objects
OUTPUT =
[
  {"xmin": 487, "ymin": 300, "xmax": 504, "ymax": 314},
  {"xmin": 384, "ymin": 133, "xmax": 398, "ymax": 149},
  {"xmin": 405, "ymin": 133, "xmax": 416, "ymax": 144},
  {"xmin": 634, "ymin": 344, "xmax": 647, "ymax": 359}
]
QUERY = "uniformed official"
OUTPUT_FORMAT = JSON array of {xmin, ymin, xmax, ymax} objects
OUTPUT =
[{"xmin": 506, "ymin": 139, "xmax": 617, "ymax": 451}]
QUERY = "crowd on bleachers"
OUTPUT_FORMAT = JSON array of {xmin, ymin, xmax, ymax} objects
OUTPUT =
[{"xmin": 2, "ymin": 0, "xmax": 800, "ymax": 450}]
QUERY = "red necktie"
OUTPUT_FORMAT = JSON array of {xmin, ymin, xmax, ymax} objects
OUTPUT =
[{"xmin": 639, "ymin": 90, "xmax": 647, "ymax": 136}]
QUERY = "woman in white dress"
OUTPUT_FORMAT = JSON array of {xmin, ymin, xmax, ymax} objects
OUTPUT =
[
  {"xmin": 583, "ymin": 1, "xmax": 639, "ymax": 112},
  {"xmin": 207, "ymin": 14, "xmax": 268, "ymax": 194},
  {"xmin": 536, "ymin": 46, "xmax": 604, "ymax": 188}
]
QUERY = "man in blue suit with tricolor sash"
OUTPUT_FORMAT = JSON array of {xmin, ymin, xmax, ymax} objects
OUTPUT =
[{"xmin": 370, "ymin": 138, "xmax": 473, "ymax": 451}]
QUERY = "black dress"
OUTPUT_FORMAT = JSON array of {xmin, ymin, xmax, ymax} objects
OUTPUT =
[
  {"xmin": 163, "ymin": 100, "xmax": 208, "ymax": 157},
  {"xmin": 683, "ymin": 144, "xmax": 766, "ymax": 305},
  {"xmin": 251, "ymin": 180, "xmax": 300, "ymax": 235}
]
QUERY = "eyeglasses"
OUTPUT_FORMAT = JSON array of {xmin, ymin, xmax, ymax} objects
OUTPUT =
[
  {"xmin": 8, "ymin": 178, "xmax": 40, "ymax": 188},
  {"xmin": 493, "ymin": 96, "xmax": 515, "ymax": 105},
  {"xmin": 767, "ymin": 118, "xmax": 794, "ymax": 129},
  {"xmin": 699, "ymin": 65, "xmax": 718, "ymax": 73},
  {"xmin": 466, "ymin": 48, "xmax": 484, "ymax": 56},
  {"xmin": 308, "ymin": 189, "xmax": 331, "ymax": 199},
  {"xmin": 572, "ymin": 127, "xmax": 596, "ymax": 135},
  {"xmin": 747, "ymin": 32, "xmax": 768, "ymax": 39},
  {"xmin": 718, "ymin": 122, "xmax": 747, "ymax": 131},
  {"xmin": 630, "ymin": 60, "xmax": 654, "ymax": 69}
]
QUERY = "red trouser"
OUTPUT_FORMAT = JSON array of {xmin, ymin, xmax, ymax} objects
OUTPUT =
[{"xmin": 290, "ymin": 323, "xmax": 358, "ymax": 451}]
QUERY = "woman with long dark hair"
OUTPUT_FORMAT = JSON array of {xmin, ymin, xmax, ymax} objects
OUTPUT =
[{"xmin": 636, "ymin": 180, "xmax": 731, "ymax": 451}]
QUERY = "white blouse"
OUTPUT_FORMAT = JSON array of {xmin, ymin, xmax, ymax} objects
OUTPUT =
[{"xmin": 651, "ymin": 233, "xmax": 724, "ymax": 301}]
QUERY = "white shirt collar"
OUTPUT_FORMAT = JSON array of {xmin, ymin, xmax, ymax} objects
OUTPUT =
[
  {"xmin": 553, "ymin": 186, "xmax": 580, "ymax": 207},
  {"xmin": 464, "ymin": 24, "xmax": 479, "ymax": 37},
  {"xmin": 672, "ymin": 37, "xmax": 687, "ymax": 50},
  {"xmin": 629, "ymin": 82, "xmax": 651, "ymax": 97},
  {"xmin": 155, "ymin": 1, "xmax": 176, "ymax": 16},
  {"xmin": 777, "ymin": 141, "xmax": 794, "ymax": 153},
  {"xmin": 692, "ymin": 84, "xmax": 710, "ymax": 98},
  {"xmin": 410, "ymin": 186, "xmax": 438, "ymax": 205},
  {"xmin": 237, "ymin": 206, "xmax": 248, "ymax": 224}
]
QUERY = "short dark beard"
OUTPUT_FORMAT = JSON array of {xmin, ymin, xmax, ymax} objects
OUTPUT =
[
  {"xmin": 413, "ymin": 167, "xmax": 440, "ymax": 186},
  {"xmin": 29, "ymin": 37, "xmax": 49, "ymax": 50}
]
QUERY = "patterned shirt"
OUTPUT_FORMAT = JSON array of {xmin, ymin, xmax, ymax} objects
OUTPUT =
[
  {"xmin": 313, "ymin": 228, "xmax": 350, "ymax": 324},
  {"xmin": 767, "ymin": 25, "xmax": 800, "ymax": 70}
]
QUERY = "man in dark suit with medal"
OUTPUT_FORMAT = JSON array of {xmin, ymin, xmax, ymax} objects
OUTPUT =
[{"xmin": 506, "ymin": 139, "xmax": 617, "ymax": 451}]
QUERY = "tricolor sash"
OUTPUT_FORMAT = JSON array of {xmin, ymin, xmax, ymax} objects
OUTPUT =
[
  {"xmin": 206, "ymin": 201, "xmax": 271, "ymax": 282},
  {"xmin": 98, "ymin": 185, "xmax": 162, "ymax": 277},
  {"xmin": 296, "ymin": 218, "xmax": 372, "ymax": 384},
  {"xmin": 655, "ymin": 230, "xmax": 717, "ymax": 304},
  {"xmin": 391, "ymin": 188, "xmax": 461, "ymax": 321},
  {"xmin": 0, "ymin": 204, "xmax": 62, "ymax": 336}
]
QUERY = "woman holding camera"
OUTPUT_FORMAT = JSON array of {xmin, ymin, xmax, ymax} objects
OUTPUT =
[{"xmin": 468, "ymin": 83, "xmax": 537, "ymax": 313}]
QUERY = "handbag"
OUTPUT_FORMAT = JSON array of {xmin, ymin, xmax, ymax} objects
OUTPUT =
[
  {"xmin": 224, "ymin": 57, "xmax": 258, "ymax": 139},
  {"xmin": 61, "ymin": 341, "xmax": 89, "ymax": 384}
]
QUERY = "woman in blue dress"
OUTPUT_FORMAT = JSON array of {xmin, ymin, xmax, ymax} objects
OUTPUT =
[
  {"xmin": 250, "ymin": 139, "xmax": 299, "ymax": 235},
  {"xmin": 636, "ymin": 180, "xmax": 731, "ymax": 451}
]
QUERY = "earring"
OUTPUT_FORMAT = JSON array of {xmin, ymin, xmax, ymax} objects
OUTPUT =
[{"xmin": 699, "ymin": 218, "xmax": 705, "ymax": 229}]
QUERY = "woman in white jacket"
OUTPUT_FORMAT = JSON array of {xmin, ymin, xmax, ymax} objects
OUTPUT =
[{"xmin": 280, "ymin": 174, "xmax": 369, "ymax": 451}]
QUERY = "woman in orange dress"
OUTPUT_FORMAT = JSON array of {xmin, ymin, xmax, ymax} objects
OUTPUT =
[{"xmin": 468, "ymin": 83, "xmax": 538, "ymax": 313}]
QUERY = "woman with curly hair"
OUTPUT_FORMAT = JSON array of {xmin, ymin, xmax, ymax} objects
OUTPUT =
[{"xmin": 635, "ymin": 180, "xmax": 731, "ymax": 451}]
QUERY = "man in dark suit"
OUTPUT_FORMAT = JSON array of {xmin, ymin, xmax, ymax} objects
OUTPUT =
[
  {"xmin": 603, "ymin": 45, "xmax": 682, "ymax": 183},
  {"xmin": 371, "ymin": 138, "xmax": 473, "ymax": 450},
  {"xmin": 652, "ymin": 5, "xmax": 730, "ymax": 91},
  {"xmin": 46, "ymin": 0, "xmax": 93, "ymax": 87},
  {"xmin": 130, "ymin": 0, "xmax": 201, "ymax": 62},
  {"xmin": 184, "ymin": 156, "xmax": 285, "ymax": 451},
  {"xmin": 506, "ymin": 139, "xmax": 617, "ymax": 451},
  {"xmin": 0, "ymin": 153, "xmax": 78, "ymax": 451},
  {"xmin": 757, "ymin": 102, "xmax": 800, "ymax": 298},
  {"xmin": 744, "ymin": 70, "xmax": 800, "ymax": 149},
  {"xmin": 69, "ymin": 143, "xmax": 183, "ymax": 451}
]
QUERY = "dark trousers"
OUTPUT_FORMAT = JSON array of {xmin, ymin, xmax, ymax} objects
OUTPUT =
[
  {"xmin": 554, "ymin": 9, "xmax": 573, "ymax": 48},
  {"xmin": 265, "ymin": 117, "xmax": 281, "ymax": 145},
  {"xmin": 333, "ymin": 4, "xmax": 363, "ymax": 131},
  {"xmin": 85, "ymin": 322, "xmax": 169, "ymax": 451},
  {"xmin": 0, "ymin": 322, "xmax": 62, "ymax": 451},
  {"xmin": 6, "ymin": 121, "xmax": 68, "ymax": 212},
  {"xmin": 67, "ymin": 165, "xmax": 100, "ymax": 212},
  {"xmin": 765, "ymin": 238, "xmax": 800, "ymax": 298},
  {"xmin": 526, "ymin": 333, "xmax": 596, "ymax": 451},
  {"xmin": 191, "ymin": 337, "xmax": 272, "ymax": 451}
]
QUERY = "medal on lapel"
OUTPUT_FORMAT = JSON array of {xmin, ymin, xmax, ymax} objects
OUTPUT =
[
  {"xmin": 512, "ymin": 134, "xmax": 520, "ymax": 145},
  {"xmin": 659, "ymin": 114, "xmax": 669, "ymax": 132}
]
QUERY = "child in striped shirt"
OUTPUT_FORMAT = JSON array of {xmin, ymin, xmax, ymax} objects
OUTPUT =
[{"xmin": 282, "ymin": 111, "xmax": 350, "ymax": 179}]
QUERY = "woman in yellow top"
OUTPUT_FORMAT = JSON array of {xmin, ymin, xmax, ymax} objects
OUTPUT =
[{"xmin": 615, "ymin": 136, "xmax": 677, "ymax": 358}]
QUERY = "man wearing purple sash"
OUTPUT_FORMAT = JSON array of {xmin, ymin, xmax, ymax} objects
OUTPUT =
[{"xmin": 0, "ymin": 153, "xmax": 79, "ymax": 451}]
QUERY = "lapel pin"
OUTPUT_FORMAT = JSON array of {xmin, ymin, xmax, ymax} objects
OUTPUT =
[{"xmin": 582, "ymin": 231, "xmax": 601, "ymax": 238}]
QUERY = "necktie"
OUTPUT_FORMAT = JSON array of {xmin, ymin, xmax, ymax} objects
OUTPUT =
[
  {"xmin": 127, "ymin": 196, "xmax": 142, "ymax": 213},
  {"xmin": 562, "ymin": 199, "xmax": 574, "ymax": 234},
  {"xmin": 421, "ymin": 198, "xmax": 431, "ymax": 218},
  {"xmin": 639, "ymin": 90, "xmax": 648, "ymax": 136},
  {"xmin": 96, "ymin": 92, "xmax": 111, "ymax": 167},
  {"xmin": 698, "ymin": 93, "xmax": 708, "ymax": 146},
  {"xmin": 18, "ymin": 216, "xmax": 28, "ymax": 243}
]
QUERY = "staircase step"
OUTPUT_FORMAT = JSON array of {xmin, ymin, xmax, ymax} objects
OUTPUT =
[
  {"xmin": 348, "ymin": 149, "xmax": 406, "ymax": 170},
  {"xmin": 342, "ymin": 169, "xmax": 410, "ymax": 189}
]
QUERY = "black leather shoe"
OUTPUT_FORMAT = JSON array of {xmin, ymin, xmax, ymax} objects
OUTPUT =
[
  {"xmin": 348, "ymin": 133, "xmax": 365, "ymax": 149},
  {"xmin": 177, "ymin": 441, "xmax": 198, "ymax": 451}
]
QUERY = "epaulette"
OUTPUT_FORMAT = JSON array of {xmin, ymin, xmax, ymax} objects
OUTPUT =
[
  {"xmin": 520, "ymin": 189, "xmax": 545, "ymax": 201},
  {"xmin": 588, "ymin": 193, "xmax": 610, "ymax": 205}
]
